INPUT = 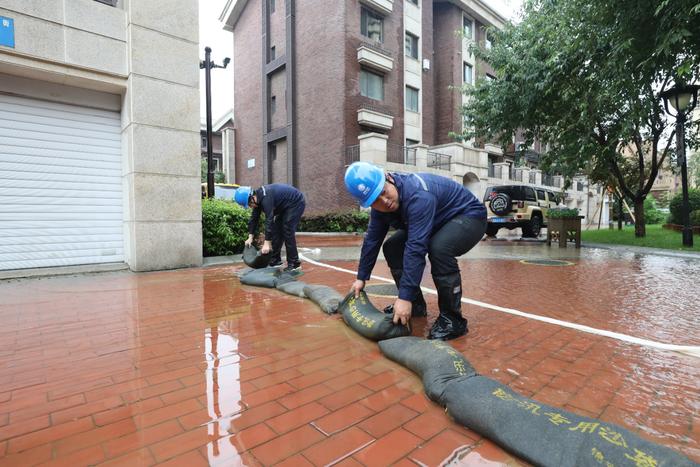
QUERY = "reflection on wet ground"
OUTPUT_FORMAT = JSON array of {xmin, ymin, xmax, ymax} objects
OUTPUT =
[{"xmin": 0, "ymin": 239, "xmax": 697, "ymax": 466}]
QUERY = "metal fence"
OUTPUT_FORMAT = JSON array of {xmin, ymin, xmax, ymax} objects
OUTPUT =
[
  {"xmin": 387, "ymin": 143, "xmax": 416, "ymax": 165},
  {"xmin": 345, "ymin": 145, "xmax": 360, "ymax": 165},
  {"xmin": 427, "ymin": 152, "xmax": 452, "ymax": 171},
  {"xmin": 529, "ymin": 172, "xmax": 537, "ymax": 184},
  {"xmin": 542, "ymin": 174, "xmax": 555, "ymax": 187}
]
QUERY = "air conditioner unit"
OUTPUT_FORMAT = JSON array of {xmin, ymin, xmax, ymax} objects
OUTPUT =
[{"xmin": 422, "ymin": 59, "xmax": 430, "ymax": 71}]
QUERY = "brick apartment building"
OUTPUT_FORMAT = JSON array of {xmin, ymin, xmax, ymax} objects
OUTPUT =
[{"xmin": 221, "ymin": 0, "xmax": 606, "ymax": 221}]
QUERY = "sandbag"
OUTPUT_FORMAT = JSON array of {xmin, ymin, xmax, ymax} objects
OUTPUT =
[
  {"xmin": 378, "ymin": 336, "xmax": 476, "ymax": 404},
  {"xmin": 276, "ymin": 280, "xmax": 307, "ymax": 298},
  {"xmin": 239, "ymin": 267, "xmax": 281, "ymax": 288},
  {"xmin": 379, "ymin": 337, "xmax": 695, "ymax": 467},
  {"xmin": 444, "ymin": 377, "xmax": 695, "ymax": 467},
  {"xmin": 303, "ymin": 284, "xmax": 343, "ymax": 314},
  {"xmin": 243, "ymin": 245, "xmax": 271, "ymax": 269},
  {"xmin": 338, "ymin": 292, "xmax": 411, "ymax": 341}
]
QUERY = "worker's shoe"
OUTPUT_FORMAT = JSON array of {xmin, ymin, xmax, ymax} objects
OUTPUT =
[
  {"xmin": 283, "ymin": 262, "xmax": 301, "ymax": 273},
  {"xmin": 428, "ymin": 273, "xmax": 467, "ymax": 340},
  {"xmin": 385, "ymin": 269, "xmax": 428, "ymax": 317},
  {"xmin": 269, "ymin": 260, "xmax": 283, "ymax": 268}
]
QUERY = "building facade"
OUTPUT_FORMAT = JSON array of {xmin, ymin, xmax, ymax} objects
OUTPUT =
[
  {"xmin": 0, "ymin": 0, "xmax": 201, "ymax": 274},
  {"xmin": 222, "ymin": 0, "xmax": 605, "ymax": 223},
  {"xmin": 201, "ymin": 111, "xmax": 236, "ymax": 183}
]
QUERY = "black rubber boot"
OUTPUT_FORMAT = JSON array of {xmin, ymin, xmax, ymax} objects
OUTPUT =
[
  {"xmin": 382, "ymin": 269, "xmax": 427, "ymax": 317},
  {"xmin": 428, "ymin": 273, "xmax": 467, "ymax": 340}
]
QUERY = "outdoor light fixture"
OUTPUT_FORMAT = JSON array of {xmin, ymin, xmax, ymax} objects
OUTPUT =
[
  {"xmin": 200, "ymin": 47, "xmax": 231, "ymax": 199},
  {"xmin": 660, "ymin": 82, "xmax": 700, "ymax": 247}
]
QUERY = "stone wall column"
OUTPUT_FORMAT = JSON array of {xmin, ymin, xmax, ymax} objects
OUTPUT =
[{"xmin": 122, "ymin": 0, "xmax": 201, "ymax": 271}]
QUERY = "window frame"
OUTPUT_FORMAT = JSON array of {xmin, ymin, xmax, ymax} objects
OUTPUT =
[
  {"xmin": 462, "ymin": 15, "xmax": 474, "ymax": 40},
  {"xmin": 360, "ymin": 69, "xmax": 384, "ymax": 101},
  {"xmin": 361, "ymin": 7, "xmax": 384, "ymax": 43},
  {"xmin": 405, "ymin": 86, "xmax": 419, "ymax": 112},
  {"xmin": 405, "ymin": 32, "xmax": 419, "ymax": 59},
  {"xmin": 463, "ymin": 62, "xmax": 473, "ymax": 85}
]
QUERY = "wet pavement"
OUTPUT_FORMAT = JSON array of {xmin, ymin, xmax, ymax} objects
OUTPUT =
[{"xmin": 0, "ymin": 237, "xmax": 698, "ymax": 466}]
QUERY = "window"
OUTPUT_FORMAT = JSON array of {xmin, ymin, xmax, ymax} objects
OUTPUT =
[
  {"xmin": 525, "ymin": 187, "xmax": 537, "ymax": 201},
  {"xmin": 577, "ymin": 181, "xmax": 584, "ymax": 191},
  {"xmin": 536, "ymin": 189, "xmax": 546, "ymax": 201},
  {"xmin": 406, "ymin": 138, "xmax": 419, "ymax": 146},
  {"xmin": 463, "ymin": 16, "xmax": 473, "ymax": 39},
  {"xmin": 270, "ymin": 46, "xmax": 276, "ymax": 60},
  {"xmin": 485, "ymin": 73, "xmax": 496, "ymax": 81},
  {"xmin": 361, "ymin": 7, "xmax": 383, "ymax": 42},
  {"xmin": 360, "ymin": 69, "xmax": 384, "ymax": 100},
  {"xmin": 270, "ymin": 96, "xmax": 276, "ymax": 114},
  {"xmin": 270, "ymin": 0, "xmax": 275, "ymax": 13},
  {"xmin": 405, "ymin": 86, "xmax": 419, "ymax": 112},
  {"xmin": 201, "ymin": 135, "xmax": 207, "ymax": 150},
  {"xmin": 405, "ymin": 33, "xmax": 419, "ymax": 59},
  {"xmin": 485, "ymin": 31, "xmax": 493, "ymax": 49},
  {"xmin": 407, "ymin": 0, "xmax": 419, "ymax": 5},
  {"xmin": 269, "ymin": 144, "xmax": 277, "ymax": 161},
  {"xmin": 463, "ymin": 62, "xmax": 473, "ymax": 85}
]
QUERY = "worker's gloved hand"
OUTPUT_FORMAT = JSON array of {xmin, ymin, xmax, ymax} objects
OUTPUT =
[
  {"xmin": 391, "ymin": 298, "xmax": 412, "ymax": 326},
  {"xmin": 350, "ymin": 280, "xmax": 365, "ymax": 298},
  {"xmin": 261, "ymin": 241, "xmax": 272, "ymax": 255}
]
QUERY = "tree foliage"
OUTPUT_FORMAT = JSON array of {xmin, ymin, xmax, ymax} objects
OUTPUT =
[{"xmin": 461, "ymin": 0, "xmax": 700, "ymax": 236}]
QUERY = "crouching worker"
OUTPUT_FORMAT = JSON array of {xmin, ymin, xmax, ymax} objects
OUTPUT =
[
  {"xmin": 235, "ymin": 184, "xmax": 306, "ymax": 272},
  {"xmin": 345, "ymin": 162, "xmax": 487, "ymax": 340}
]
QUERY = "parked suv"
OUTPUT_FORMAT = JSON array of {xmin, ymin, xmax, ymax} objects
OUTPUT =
[{"xmin": 484, "ymin": 185, "xmax": 561, "ymax": 237}]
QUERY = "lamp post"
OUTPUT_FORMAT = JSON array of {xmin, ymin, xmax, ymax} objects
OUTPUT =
[
  {"xmin": 660, "ymin": 82, "xmax": 699, "ymax": 247},
  {"xmin": 200, "ymin": 47, "xmax": 230, "ymax": 198}
]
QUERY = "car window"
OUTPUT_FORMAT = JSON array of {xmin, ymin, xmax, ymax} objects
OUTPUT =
[
  {"xmin": 536, "ymin": 189, "xmax": 546, "ymax": 201},
  {"xmin": 548, "ymin": 191, "xmax": 559, "ymax": 204},
  {"xmin": 524, "ymin": 187, "xmax": 536, "ymax": 201}
]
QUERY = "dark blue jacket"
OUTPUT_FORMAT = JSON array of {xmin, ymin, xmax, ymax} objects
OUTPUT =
[
  {"xmin": 248, "ymin": 184, "xmax": 305, "ymax": 238},
  {"xmin": 357, "ymin": 173, "xmax": 486, "ymax": 301}
]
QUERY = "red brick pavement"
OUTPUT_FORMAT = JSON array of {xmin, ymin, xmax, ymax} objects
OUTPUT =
[{"xmin": 0, "ymin": 255, "xmax": 697, "ymax": 466}]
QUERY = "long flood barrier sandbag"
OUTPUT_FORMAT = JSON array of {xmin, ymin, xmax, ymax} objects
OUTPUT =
[
  {"xmin": 337, "ymin": 292, "xmax": 411, "ymax": 341},
  {"xmin": 379, "ymin": 336, "xmax": 696, "ymax": 467}
]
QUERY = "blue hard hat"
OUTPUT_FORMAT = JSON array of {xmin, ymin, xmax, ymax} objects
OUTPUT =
[
  {"xmin": 234, "ymin": 186, "xmax": 252, "ymax": 208},
  {"xmin": 344, "ymin": 162, "xmax": 385, "ymax": 208}
]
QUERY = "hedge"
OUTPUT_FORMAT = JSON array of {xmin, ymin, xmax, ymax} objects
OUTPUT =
[
  {"xmin": 669, "ymin": 189, "xmax": 700, "ymax": 225},
  {"xmin": 202, "ymin": 198, "xmax": 250, "ymax": 256},
  {"xmin": 299, "ymin": 210, "xmax": 370, "ymax": 233}
]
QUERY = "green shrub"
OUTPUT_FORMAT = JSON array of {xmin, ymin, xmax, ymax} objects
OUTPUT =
[
  {"xmin": 202, "ymin": 199, "xmax": 250, "ymax": 256},
  {"xmin": 546, "ymin": 207, "xmax": 579, "ymax": 218},
  {"xmin": 299, "ymin": 210, "xmax": 370, "ymax": 233},
  {"xmin": 669, "ymin": 189, "xmax": 700, "ymax": 225},
  {"xmin": 643, "ymin": 197, "xmax": 665, "ymax": 225},
  {"xmin": 691, "ymin": 210, "xmax": 700, "ymax": 227}
]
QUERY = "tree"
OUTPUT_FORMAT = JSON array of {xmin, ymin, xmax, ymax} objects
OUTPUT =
[{"xmin": 461, "ymin": 0, "xmax": 700, "ymax": 237}]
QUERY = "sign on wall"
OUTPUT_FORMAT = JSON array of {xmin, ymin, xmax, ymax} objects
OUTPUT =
[{"xmin": 0, "ymin": 16, "xmax": 14, "ymax": 48}]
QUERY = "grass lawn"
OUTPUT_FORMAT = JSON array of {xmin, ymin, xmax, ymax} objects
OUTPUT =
[{"xmin": 582, "ymin": 224, "xmax": 700, "ymax": 252}]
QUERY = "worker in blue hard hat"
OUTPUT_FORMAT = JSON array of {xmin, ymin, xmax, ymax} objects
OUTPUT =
[
  {"xmin": 234, "ymin": 184, "xmax": 306, "ymax": 272},
  {"xmin": 344, "ymin": 161, "xmax": 487, "ymax": 340}
]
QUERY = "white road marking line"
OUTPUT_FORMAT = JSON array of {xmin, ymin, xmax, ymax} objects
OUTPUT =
[{"xmin": 299, "ymin": 254, "xmax": 700, "ymax": 358}]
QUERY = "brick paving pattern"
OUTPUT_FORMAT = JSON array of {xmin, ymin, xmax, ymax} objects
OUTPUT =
[{"xmin": 0, "ymin": 239, "xmax": 697, "ymax": 465}]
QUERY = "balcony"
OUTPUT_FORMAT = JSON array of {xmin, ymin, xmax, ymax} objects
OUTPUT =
[
  {"xmin": 357, "ymin": 104, "xmax": 393, "ymax": 131},
  {"xmin": 359, "ymin": 0, "xmax": 393, "ymax": 15},
  {"xmin": 357, "ymin": 43, "xmax": 394, "ymax": 73},
  {"xmin": 427, "ymin": 152, "xmax": 452, "ymax": 171}
]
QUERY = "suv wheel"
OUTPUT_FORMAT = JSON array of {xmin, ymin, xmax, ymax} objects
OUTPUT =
[
  {"xmin": 486, "ymin": 224, "xmax": 500, "ymax": 237},
  {"xmin": 523, "ymin": 214, "xmax": 542, "ymax": 238}
]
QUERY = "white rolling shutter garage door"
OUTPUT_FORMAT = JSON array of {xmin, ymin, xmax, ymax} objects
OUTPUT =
[{"xmin": 0, "ymin": 94, "xmax": 124, "ymax": 270}]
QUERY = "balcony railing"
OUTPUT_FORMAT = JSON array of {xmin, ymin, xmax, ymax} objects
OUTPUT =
[
  {"xmin": 345, "ymin": 145, "xmax": 360, "ymax": 165},
  {"xmin": 542, "ymin": 174, "xmax": 555, "ymax": 187},
  {"xmin": 427, "ymin": 152, "xmax": 451, "ymax": 171},
  {"xmin": 529, "ymin": 172, "xmax": 537, "ymax": 184},
  {"xmin": 387, "ymin": 143, "xmax": 416, "ymax": 165}
]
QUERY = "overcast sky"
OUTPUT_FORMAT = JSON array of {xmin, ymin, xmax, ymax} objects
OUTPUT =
[{"xmin": 198, "ymin": 0, "xmax": 523, "ymax": 124}]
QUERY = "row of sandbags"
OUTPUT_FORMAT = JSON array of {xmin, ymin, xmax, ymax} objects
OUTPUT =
[
  {"xmin": 379, "ymin": 337, "xmax": 695, "ymax": 467},
  {"xmin": 237, "ymin": 267, "xmax": 409, "ymax": 339},
  {"xmin": 236, "ymin": 268, "xmax": 694, "ymax": 466}
]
